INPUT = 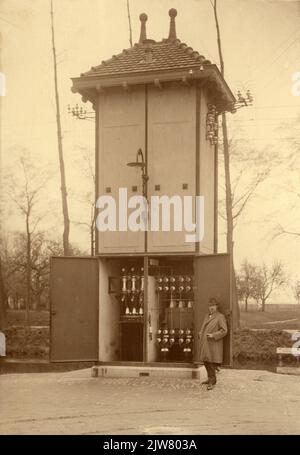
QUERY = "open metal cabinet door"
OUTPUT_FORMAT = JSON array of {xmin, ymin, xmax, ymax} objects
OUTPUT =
[
  {"xmin": 50, "ymin": 257, "xmax": 99, "ymax": 362},
  {"xmin": 193, "ymin": 254, "xmax": 232, "ymax": 366}
]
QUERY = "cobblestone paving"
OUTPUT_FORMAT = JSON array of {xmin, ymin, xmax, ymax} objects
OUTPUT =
[{"xmin": 0, "ymin": 368, "xmax": 300, "ymax": 434}]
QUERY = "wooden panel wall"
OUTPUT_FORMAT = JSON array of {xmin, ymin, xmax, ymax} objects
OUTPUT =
[
  {"xmin": 96, "ymin": 83, "xmax": 216, "ymax": 255},
  {"xmin": 147, "ymin": 84, "xmax": 196, "ymax": 253},
  {"xmin": 98, "ymin": 258, "xmax": 120, "ymax": 361},
  {"xmin": 97, "ymin": 87, "xmax": 146, "ymax": 253},
  {"xmin": 193, "ymin": 254, "xmax": 232, "ymax": 366},
  {"xmin": 50, "ymin": 257, "xmax": 99, "ymax": 362}
]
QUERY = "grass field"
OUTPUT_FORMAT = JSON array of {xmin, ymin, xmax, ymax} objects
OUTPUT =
[{"xmin": 240, "ymin": 307, "xmax": 300, "ymax": 330}]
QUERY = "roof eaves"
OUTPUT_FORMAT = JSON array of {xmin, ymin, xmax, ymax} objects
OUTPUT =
[{"xmin": 72, "ymin": 64, "xmax": 235, "ymax": 110}]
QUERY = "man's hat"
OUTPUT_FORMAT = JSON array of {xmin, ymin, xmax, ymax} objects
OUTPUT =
[{"xmin": 208, "ymin": 297, "xmax": 219, "ymax": 306}]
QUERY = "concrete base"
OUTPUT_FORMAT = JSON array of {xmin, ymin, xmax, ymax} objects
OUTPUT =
[
  {"xmin": 91, "ymin": 363, "xmax": 206, "ymax": 380},
  {"xmin": 277, "ymin": 366, "xmax": 300, "ymax": 375}
]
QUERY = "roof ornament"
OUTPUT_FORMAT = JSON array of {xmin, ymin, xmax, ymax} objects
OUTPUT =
[
  {"xmin": 168, "ymin": 8, "xmax": 177, "ymax": 41},
  {"xmin": 139, "ymin": 13, "xmax": 148, "ymax": 43}
]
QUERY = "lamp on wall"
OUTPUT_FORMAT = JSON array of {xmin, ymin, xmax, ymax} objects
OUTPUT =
[{"xmin": 127, "ymin": 148, "xmax": 149, "ymax": 197}]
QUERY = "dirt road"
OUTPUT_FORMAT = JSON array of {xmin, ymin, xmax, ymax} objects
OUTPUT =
[{"xmin": 0, "ymin": 368, "xmax": 299, "ymax": 435}]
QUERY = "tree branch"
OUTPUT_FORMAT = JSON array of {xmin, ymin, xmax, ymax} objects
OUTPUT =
[{"xmin": 126, "ymin": 0, "xmax": 133, "ymax": 48}]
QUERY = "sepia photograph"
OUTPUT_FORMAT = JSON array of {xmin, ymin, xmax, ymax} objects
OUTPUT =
[{"xmin": 0, "ymin": 0, "xmax": 300, "ymax": 437}]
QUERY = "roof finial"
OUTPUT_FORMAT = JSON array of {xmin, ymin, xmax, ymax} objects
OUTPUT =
[
  {"xmin": 139, "ymin": 13, "xmax": 148, "ymax": 43},
  {"xmin": 168, "ymin": 8, "xmax": 177, "ymax": 41}
]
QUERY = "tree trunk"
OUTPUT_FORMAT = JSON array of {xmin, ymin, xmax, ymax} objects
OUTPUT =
[
  {"xmin": 0, "ymin": 257, "xmax": 7, "ymax": 330},
  {"xmin": 91, "ymin": 224, "xmax": 94, "ymax": 256},
  {"xmin": 213, "ymin": 0, "xmax": 240, "ymax": 329},
  {"xmin": 26, "ymin": 213, "xmax": 31, "ymax": 325},
  {"xmin": 0, "ymin": 34, "xmax": 7, "ymax": 330},
  {"xmin": 91, "ymin": 205, "xmax": 95, "ymax": 256},
  {"xmin": 262, "ymin": 299, "xmax": 266, "ymax": 312},
  {"xmin": 50, "ymin": 0, "xmax": 70, "ymax": 256},
  {"xmin": 245, "ymin": 297, "xmax": 248, "ymax": 312},
  {"xmin": 126, "ymin": 0, "xmax": 133, "ymax": 48},
  {"xmin": 222, "ymin": 114, "xmax": 240, "ymax": 328}
]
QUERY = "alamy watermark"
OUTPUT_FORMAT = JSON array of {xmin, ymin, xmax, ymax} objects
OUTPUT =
[
  {"xmin": 291, "ymin": 331, "xmax": 300, "ymax": 357},
  {"xmin": 96, "ymin": 189, "xmax": 205, "ymax": 243},
  {"xmin": 291, "ymin": 72, "xmax": 300, "ymax": 97},
  {"xmin": 0, "ymin": 72, "xmax": 6, "ymax": 97}
]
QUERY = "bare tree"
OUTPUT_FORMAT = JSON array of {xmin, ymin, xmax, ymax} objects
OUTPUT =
[
  {"xmin": 2, "ymin": 233, "xmax": 65, "ymax": 312},
  {"xmin": 271, "ymin": 114, "xmax": 300, "ymax": 240},
  {"xmin": 236, "ymin": 260, "xmax": 258, "ymax": 312},
  {"xmin": 71, "ymin": 146, "xmax": 96, "ymax": 255},
  {"xmin": 211, "ymin": 2, "xmax": 272, "ymax": 328},
  {"xmin": 50, "ymin": 0, "xmax": 70, "ymax": 256},
  {"xmin": 0, "ymin": 257, "xmax": 7, "ymax": 329},
  {"xmin": 73, "ymin": 204, "xmax": 95, "ymax": 256},
  {"xmin": 273, "ymin": 225, "xmax": 300, "ymax": 239},
  {"xmin": 6, "ymin": 153, "xmax": 49, "ymax": 324},
  {"xmin": 0, "ymin": 31, "xmax": 7, "ymax": 329},
  {"xmin": 219, "ymin": 140, "xmax": 271, "ymax": 230},
  {"xmin": 252, "ymin": 261, "xmax": 287, "ymax": 312},
  {"xmin": 293, "ymin": 281, "xmax": 300, "ymax": 304},
  {"xmin": 211, "ymin": 0, "xmax": 239, "ymax": 328}
]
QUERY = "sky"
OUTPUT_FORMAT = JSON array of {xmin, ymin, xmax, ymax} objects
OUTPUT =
[{"xmin": 0, "ymin": 0, "xmax": 300, "ymax": 301}]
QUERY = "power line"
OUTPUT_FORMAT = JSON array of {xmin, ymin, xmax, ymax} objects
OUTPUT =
[
  {"xmin": 0, "ymin": 16, "xmax": 19, "ymax": 28},
  {"xmin": 260, "ymin": 36, "xmax": 300, "ymax": 90},
  {"xmin": 220, "ymin": 137, "xmax": 297, "ymax": 141},
  {"xmin": 230, "ymin": 104, "xmax": 300, "ymax": 110},
  {"xmin": 250, "ymin": 26, "xmax": 300, "ymax": 79},
  {"xmin": 230, "ymin": 117, "xmax": 300, "ymax": 122}
]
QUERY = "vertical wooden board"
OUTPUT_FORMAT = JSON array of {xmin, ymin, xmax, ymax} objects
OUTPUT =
[
  {"xmin": 143, "ymin": 256, "xmax": 149, "ymax": 362},
  {"xmin": 199, "ymin": 90, "xmax": 215, "ymax": 254},
  {"xmin": 193, "ymin": 254, "xmax": 232, "ymax": 366},
  {"xmin": 147, "ymin": 84, "xmax": 196, "ymax": 253},
  {"xmin": 147, "ymin": 276, "xmax": 159, "ymax": 362},
  {"xmin": 98, "ymin": 258, "xmax": 121, "ymax": 361},
  {"xmin": 97, "ymin": 88, "xmax": 146, "ymax": 253},
  {"xmin": 50, "ymin": 257, "xmax": 99, "ymax": 362}
]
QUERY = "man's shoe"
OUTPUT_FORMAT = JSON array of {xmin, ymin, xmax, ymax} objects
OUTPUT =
[
  {"xmin": 207, "ymin": 384, "xmax": 215, "ymax": 391},
  {"xmin": 201, "ymin": 380, "xmax": 210, "ymax": 384}
]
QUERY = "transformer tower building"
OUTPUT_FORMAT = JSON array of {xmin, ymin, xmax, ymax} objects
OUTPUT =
[{"xmin": 50, "ymin": 10, "xmax": 236, "ymax": 378}]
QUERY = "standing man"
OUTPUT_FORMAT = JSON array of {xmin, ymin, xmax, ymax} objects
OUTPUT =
[{"xmin": 198, "ymin": 298, "xmax": 228, "ymax": 390}]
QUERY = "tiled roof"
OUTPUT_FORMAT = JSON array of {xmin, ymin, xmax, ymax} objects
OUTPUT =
[
  {"xmin": 73, "ymin": 9, "xmax": 235, "ymax": 111},
  {"xmin": 81, "ymin": 39, "xmax": 211, "ymax": 78}
]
